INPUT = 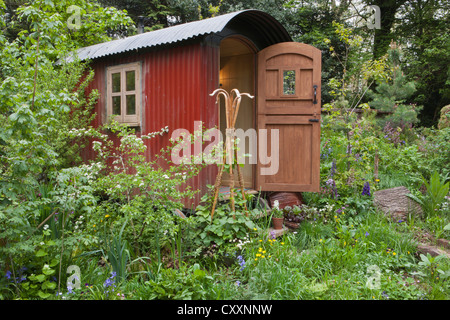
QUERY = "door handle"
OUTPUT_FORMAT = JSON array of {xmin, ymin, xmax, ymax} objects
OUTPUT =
[{"xmin": 313, "ymin": 85, "xmax": 318, "ymax": 104}]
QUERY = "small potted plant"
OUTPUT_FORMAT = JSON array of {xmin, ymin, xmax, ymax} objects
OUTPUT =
[{"xmin": 271, "ymin": 200, "xmax": 284, "ymax": 230}]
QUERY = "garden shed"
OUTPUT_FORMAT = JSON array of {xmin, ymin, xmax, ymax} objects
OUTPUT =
[{"xmin": 77, "ymin": 9, "xmax": 322, "ymax": 207}]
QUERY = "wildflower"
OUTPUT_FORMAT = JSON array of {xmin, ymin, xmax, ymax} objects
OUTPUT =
[
  {"xmin": 362, "ymin": 182, "xmax": 371, "ymax": 196},
  {"xmin": 237, "ymin": 255, "xmax": 246, "ymax": 271},
  {"xmin": 5, "ymin": 270, "xmax": 11, "ymax": 280},
  {"xmin": 43, "ymin": 224, "xmax": 49, "ymax": 230},
  {"xmin": 235, "ymin": 281, "xmax": 241, "ymax": 286},
  {"xmin": 365, "ymin": 232, "xmax": 369, "ymax": 237},
  {"xmin": 104, "ymin": 271, "xmax": 117, "ymax": 289},
  {"xmin": 105, "ymin": 214, "xmax": 110, "ymax": 218},
  {"xmin": 269, "ymin": 230, "xmax": 276, "ymax": 240}
]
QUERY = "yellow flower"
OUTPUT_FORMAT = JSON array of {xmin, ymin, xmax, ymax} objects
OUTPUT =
[
  {"xmin": 261, "ymin": 256, "xmax": 265, "ymax": 258},
  {"xmin": 258, "ymin": 247, "xmax": 263, "ymax": 252},
  {"xmin": 393, "ymin": 252, "xmax": 396, "ymax": 256},
  {"xmin": 319, "ymin": 239, "xmax": 323, "ymax": 242},
  {"xmin": 105, "ymin": 214, "xmax": 110, "ymax": 218},
  {"xmin": 256, "ymin": 253, "xmax": 261, "ymax": 257},
  {"xmin": 375, "ymin": 179, "xmax": 380, "ymax": 182},
  {"xmin": 263, "ymin": 250, "xmax": 266, "ymax": 254},
  {"xmin": 254, "ymin": 258, "xmax": 258, "ymax": 261},
  {"xmin": 259, "ymin": 240, "xmax": 263, "ymax": 242},
  {"xmin": 93, "ymin": 224, "xmax": 96, "ymax": 228},
  {"xmin": 253, "ymin": 228, "xmax": 257, "ymax": 231},
  {"xmin": 281, "ymin": 242, "xmax": 284, "ymax": 245}
]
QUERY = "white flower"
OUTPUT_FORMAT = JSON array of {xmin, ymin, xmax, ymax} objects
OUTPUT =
[
  {"xmin": 43, "ymin": 224, "xmax": 49, "ymax": 230},
  {"xmin": 273, "ymin": 200, "xmax": 279, "ymax": 209}
]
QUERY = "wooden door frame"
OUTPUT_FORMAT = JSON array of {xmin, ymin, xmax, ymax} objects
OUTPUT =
[{"xmin": 218, "ymin": 36, "xmax": 258, "ymax": 189}]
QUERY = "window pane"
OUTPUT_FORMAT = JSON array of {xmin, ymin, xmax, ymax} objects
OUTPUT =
[
  {"xmin": 126, "ymin": 95, "xmax": 136, "ymax": 115},
  {"xmin": 283, "ymin": 70, "xmax": 296, "ymax": 95},
  {"xmin": 126, "ymin": 71, "xmax": 135, "ymax": 91},
  {"xmin": 112, "ymin": 96, "xmax": 121, "ymax": 115},
  {"xmin": 112, "ymin": 73, "xmax": 121, "ymax": 93}
]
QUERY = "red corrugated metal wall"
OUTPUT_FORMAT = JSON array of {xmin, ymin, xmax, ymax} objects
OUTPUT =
[{"xmin": 83, "ymin": 41, "xmax": 220, "ymax": 208}]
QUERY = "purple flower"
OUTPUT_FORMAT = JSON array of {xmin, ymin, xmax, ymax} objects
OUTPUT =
[
  {"xmin": 5, "ymin": 270, "xmax": 11, "ymax": 280},
  {"xmin": 330, "ymin": 159, "xmax": 337, "ymax": 177},
  {"xmin": 362, "ymin": 182, "xmax": 371, "ymax": 196}
]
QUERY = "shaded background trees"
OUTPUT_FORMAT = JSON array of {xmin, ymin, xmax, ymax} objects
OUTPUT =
[{"xmin": 1, "ymin": 0, "xmax": 448, "ymax": 125}]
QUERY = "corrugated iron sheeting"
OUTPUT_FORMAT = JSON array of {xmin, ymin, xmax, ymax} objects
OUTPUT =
[{"xmin": 74, "ymin": 9, "xmax": 291, "ymax": 61}]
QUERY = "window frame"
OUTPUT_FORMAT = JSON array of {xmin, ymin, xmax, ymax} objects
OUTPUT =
[{"xmin": 106, "ymin": 62, "xmax": 142, "ymax": 126}]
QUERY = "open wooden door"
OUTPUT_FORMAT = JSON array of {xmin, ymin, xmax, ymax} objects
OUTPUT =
[{"xmin": 256, "ymin": 42, "xmax": 321, "ymax": 192}]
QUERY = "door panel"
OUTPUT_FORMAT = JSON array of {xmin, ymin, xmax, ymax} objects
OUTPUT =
[{"xmin": 256, "ymin": 42, "xmax": 321, "ymax": 192}]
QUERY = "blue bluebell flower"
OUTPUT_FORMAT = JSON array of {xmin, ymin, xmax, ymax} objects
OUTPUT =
[{"xmin": 236, "ymin": 255, "xmax": 246, "ymax": 271}]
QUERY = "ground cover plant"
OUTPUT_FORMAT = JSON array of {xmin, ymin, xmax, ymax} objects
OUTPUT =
[{"xmin": 1, "ymin": 0, "xmax": 449, "ymax": 301}]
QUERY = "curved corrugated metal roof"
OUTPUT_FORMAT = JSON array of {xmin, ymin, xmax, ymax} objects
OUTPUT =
[{"xmin": 73, "ymin": 9, "xmax": 291, "ymax": 61}]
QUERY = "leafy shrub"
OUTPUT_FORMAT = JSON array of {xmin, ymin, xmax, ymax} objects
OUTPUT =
[
  {"xmin": 140, "ymin": 264, "xmax": 215, "ymax": 299},
  {"xmin": 189, "ymin": 190, "xmax": 258, "ymax": 248}
]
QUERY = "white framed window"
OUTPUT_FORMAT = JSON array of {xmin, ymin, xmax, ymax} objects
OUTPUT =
[{"xmin": 106, "ymin": 62, "xmax": 141, "ymax": 126}]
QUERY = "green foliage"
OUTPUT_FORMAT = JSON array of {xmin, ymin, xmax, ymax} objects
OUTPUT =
[
  {"xmin": 408, "ymin": 171, "xmax": 449, "ymax": 219},
  {"xmin": 141, "ymin": 263, "xmax": 215, "ymax": 299},
  {"xmin": 368, "ymin": 45, "xmax": 421, "ymax": 128},
  {"xmin": 191, "ymin": 193, "xmax": 258, "ymax": 248},
  {"xmin": 422, "ymin": 127, "xmax": 450, "ymax": 178},
  {"xmin": 438, "ymin": 105, "xmax": 450, "ymax": 129},
  {"xmin": 16, "ymin": 227, "xmax": 59, "ymax": 300},
  {"xmin": 84, "ymin": 120, "xmax": 204, "ymax": 259},
  {"xmin": 103, "ymin": 220, "xmax": 130, "ymax": 282}
]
